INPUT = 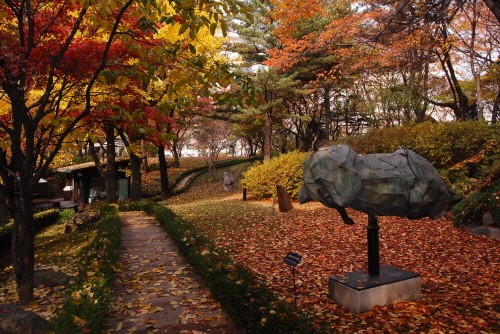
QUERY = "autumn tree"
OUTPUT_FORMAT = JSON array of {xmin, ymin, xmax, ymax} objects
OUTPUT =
[
  {"xmin": 450, "ymin": 0, "xmax": 500, "ymax": 121},
  {"xmin": 360, "ymin": 0, "xmax": 499, "ymax": 121},
  {"xmin": 267, "ymin": 0, "xmax": 500, "ymax": 127},
  {"xmin": 483, "ymin": 0, "xmax": 500, "ymax": 23},
  {"xmin": 140, "ymin": 15, "xmax": 236, "ymax": 196},
  {"xmin": 0, "ymin": 0, "xmax": 140, "ymax": 304},
  {"xmin": 192, "ymin": 117, "xmax": 233, "ymax": 179},
  {"xmin": 0, "ymin": 0, "xmax": 249, "ymax": 304},
  {"xmin": 226, "ymin": 0, "xmax": 278, "ymax": 159}
]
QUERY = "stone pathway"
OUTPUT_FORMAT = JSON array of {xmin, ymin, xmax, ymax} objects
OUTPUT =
[{"xmin": 106, "ymin": 211, "xmax": 240, "ymax": 334}]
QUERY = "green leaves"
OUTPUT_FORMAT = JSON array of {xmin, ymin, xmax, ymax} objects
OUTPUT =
[
  {"xmin": 210, "ymin": 22, "xmax": 218, "ymax": 36},
  {"xmin": 178, "ymin": 23, "xmax": 189, "ymax": 35},
  {"xmin": 188, "ymin": 43, "xmax": 196, "ymax": 54}
]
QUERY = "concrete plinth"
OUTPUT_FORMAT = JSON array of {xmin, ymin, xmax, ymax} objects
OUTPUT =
[
  {"xmin": 329, "ymin": 265, "xmax": 421, "ymax": 313},
  {"xmin": 472, "ymin": 226, "xmax": 500, "ymax": 240}
]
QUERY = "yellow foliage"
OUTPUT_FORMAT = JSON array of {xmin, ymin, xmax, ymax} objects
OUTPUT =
[{"xmin": 50, "ymin": 151, "xmax": 78, "ymax": 169}]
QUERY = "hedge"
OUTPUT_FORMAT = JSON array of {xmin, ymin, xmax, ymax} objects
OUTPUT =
[
  {"xmin": 452, "ymin": 178, "xmax": 499, "ymax": 228},
  {"xmin": 0, "ymin": 209, "xmax": 61, "ymax": 252},
  {"xmin": 343, "ymin": 121, "xmax": 499, "ymax": 169},
  {"xmin": 50, "ymin": 205, "xmax": 121, "ymax": 334}
]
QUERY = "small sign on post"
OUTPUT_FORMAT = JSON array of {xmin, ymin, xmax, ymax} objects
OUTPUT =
[
  {"xmin": 284, "ymin": 252, "xmax": 302, "ymax": 267},
  {"xmin": 284, "ymin": 252, "xmax": 301, "ymax": 309}
]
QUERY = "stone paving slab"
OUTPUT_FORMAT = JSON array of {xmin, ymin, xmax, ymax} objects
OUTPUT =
[{"xmin": 106, "ymin": 211, "xmax": 240, "ymax": 334}]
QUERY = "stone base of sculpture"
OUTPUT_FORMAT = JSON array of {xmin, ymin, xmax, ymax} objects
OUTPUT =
[{"xmin": 328, "ymin": 266, "xmax": 421, "ymax": 313}]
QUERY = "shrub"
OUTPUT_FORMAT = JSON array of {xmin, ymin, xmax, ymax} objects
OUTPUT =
[
  {"xmin": 452, "ymin": 178, "xmax": 499, "ymax": 228},
  {"xmin": 441, "ymin": 139, "xmax": 497, "ymax": 199},
  {"xmin": 120, "ymin": 201, "xmax": 317, "ymax": 333},
  {"xmin": 59, "ymin": 208, "xmax": 77, "ymax": 222},
  {"xmin": 242, "ymin": 151, "xmax": 308, "ymax": 199},
  {"xmin": 0, "ymin": 209, "xmax": 61, "ymax": 252},
  {"xmin": 33, "ymin": 209, "xmax": 61, "ymax": 230},
  {"xmin": 51, "ymin": 205, "xmax": 121, "ymax": 334},
  {"xmin": 343, "ymin": 121, "xmax": 499, "ymax": 169}
]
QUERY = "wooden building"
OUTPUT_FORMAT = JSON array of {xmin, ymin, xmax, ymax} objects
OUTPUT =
[{"xmin": 56, "ymin": 158, "xmax": 130, "ymax": 207}]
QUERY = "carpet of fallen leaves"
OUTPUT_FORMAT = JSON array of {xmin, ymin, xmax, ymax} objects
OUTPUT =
[{"xmin": 166, "ymin": 173, "xmax": 499, "ymax": 333}]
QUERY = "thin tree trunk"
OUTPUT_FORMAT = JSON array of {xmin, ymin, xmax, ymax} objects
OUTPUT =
[
  {"xmin": 492, "ymin": 84, "xmax": 500, "ymax": 124},
  {"xmin": 172, "ymin": 141, "xmax": 181, "ymax": 168},
  {"xmin": 440, "ymin": 29, "xmax": 472, "ymax": 120},
  {"xmin": 142, "ymin": 141, "xmax": 150, "ymax": 172},
  {"xmin": 468, "ymin": 0, "xmax": 484, "ymax": 121},
  {"xmin": 105, "ymin": 124, "xmax": 117, "ymax": 203},
  {"xmin": 323, "ymin": 86, "xmax": 331, "ymax": 141},
  {"xmin": 263, "ymin": 109, "xmax": 272, "ymax": 161},
  {"xmin": 129, "ymin": 152, "xmax": 142, "ymax": 201},
  {"xmin": 157, "ymin": 145, "xmax": 170, "ymax": 198},
  {"xmin": 116, "ymin": 129, "xmax": 143, "ymax": 201}
]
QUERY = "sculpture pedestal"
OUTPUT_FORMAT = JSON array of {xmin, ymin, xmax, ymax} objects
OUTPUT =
[{"xmin": 328, "ymin": 266, "xmax": 421, "ymax": 313}]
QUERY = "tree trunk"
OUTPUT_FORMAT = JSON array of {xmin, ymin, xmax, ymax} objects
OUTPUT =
[
  {"xmin": 246, "ymin": 137, "xmax": 256, "ymax": 157},
  {"xmin": 172, "ymin": 141, "xmax": 181, "ymax": 168},
  {"xmin": 492, "ymin": 84, "xmax": 500, "ymax": 124},
  {"xmin": 0, "ymin": 186, "xmax": 8, "ymax": 226},
  {"xmin": 129, "ymin": 152, "xmax": 142, "ymax": 201},
  {"xmin": 483, "ymin": 0, "xmax": 500, "ymax": 23},
  {"xmin": 208, "ymin": 160, "xmax": 217, "ymax": 181},
  {"xmin": 263, "ymin": 109, "xmax": 272, "ymax": 161},
  {"xmin": 12, "ymin": 180, "xmax": 35, "ymax": 305},
  {"xmin": 142, "ymin": 141, "xmax": 151, "ymax": 172},
  {"xmin": 157, "ymin": 145, "xmax": 170, "ymax": 198},
  {"xmin": 323, "ymin": 86, "xmax": 331, "ymax": 141},
  {"xmin": 439, "ymin": 29, "xmax": 473, "ymax": 120},
  {"xmin": 105, "ymin": 125, "xmax": 117, "ymax": 203},
  {"xmin": 468, "ymin": 1, "xmax": 484, "ymax": 121}
]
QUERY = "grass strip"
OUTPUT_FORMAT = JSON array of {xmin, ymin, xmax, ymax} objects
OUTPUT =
[
  {"xmin": 50, "ymin": 205, "xmax": 121, "ymax": 334},
  {"xmin": 119, "ymin": 200, "xmax": 319, "ymax": 334},
  {"xmin": 170, "ymin": 157, "xmax": 261, "ymax": 195}
]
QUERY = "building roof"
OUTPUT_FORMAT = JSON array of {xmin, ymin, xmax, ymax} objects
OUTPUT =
[{"xmin": 56, "ymin": 157, "xmax": 130, "ymax": 173}]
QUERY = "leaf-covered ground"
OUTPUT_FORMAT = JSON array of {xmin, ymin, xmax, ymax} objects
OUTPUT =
[
  {"xmin": 166, "ymin": 169, "xmax": 499, "ymax": 333},
  {"xmin": 1, "ymin": 161, "xmax": 497, "ymax": 333},
  {"xmin": 0, "ymin": 219, "xmax": 95, "ymax": 320}
]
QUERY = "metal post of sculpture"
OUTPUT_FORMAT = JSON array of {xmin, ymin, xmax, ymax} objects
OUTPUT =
[
  {"xmin": 367, "ymin": 215, "xmax": 380, "ymax": 277},
  {"xmin": 299, "ymin": 145, "xmax": 450, "ymax": 311}
]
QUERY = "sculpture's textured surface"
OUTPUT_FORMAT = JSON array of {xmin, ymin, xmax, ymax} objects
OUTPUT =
[{"xmin": 299, "ymin": 145, "xmax": 450, "ymax": 219}]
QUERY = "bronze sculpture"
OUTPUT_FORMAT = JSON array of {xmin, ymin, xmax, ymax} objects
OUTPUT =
[{"xmin": 299, "ymin": 145, "xmax": 450, "ymax": 225}]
